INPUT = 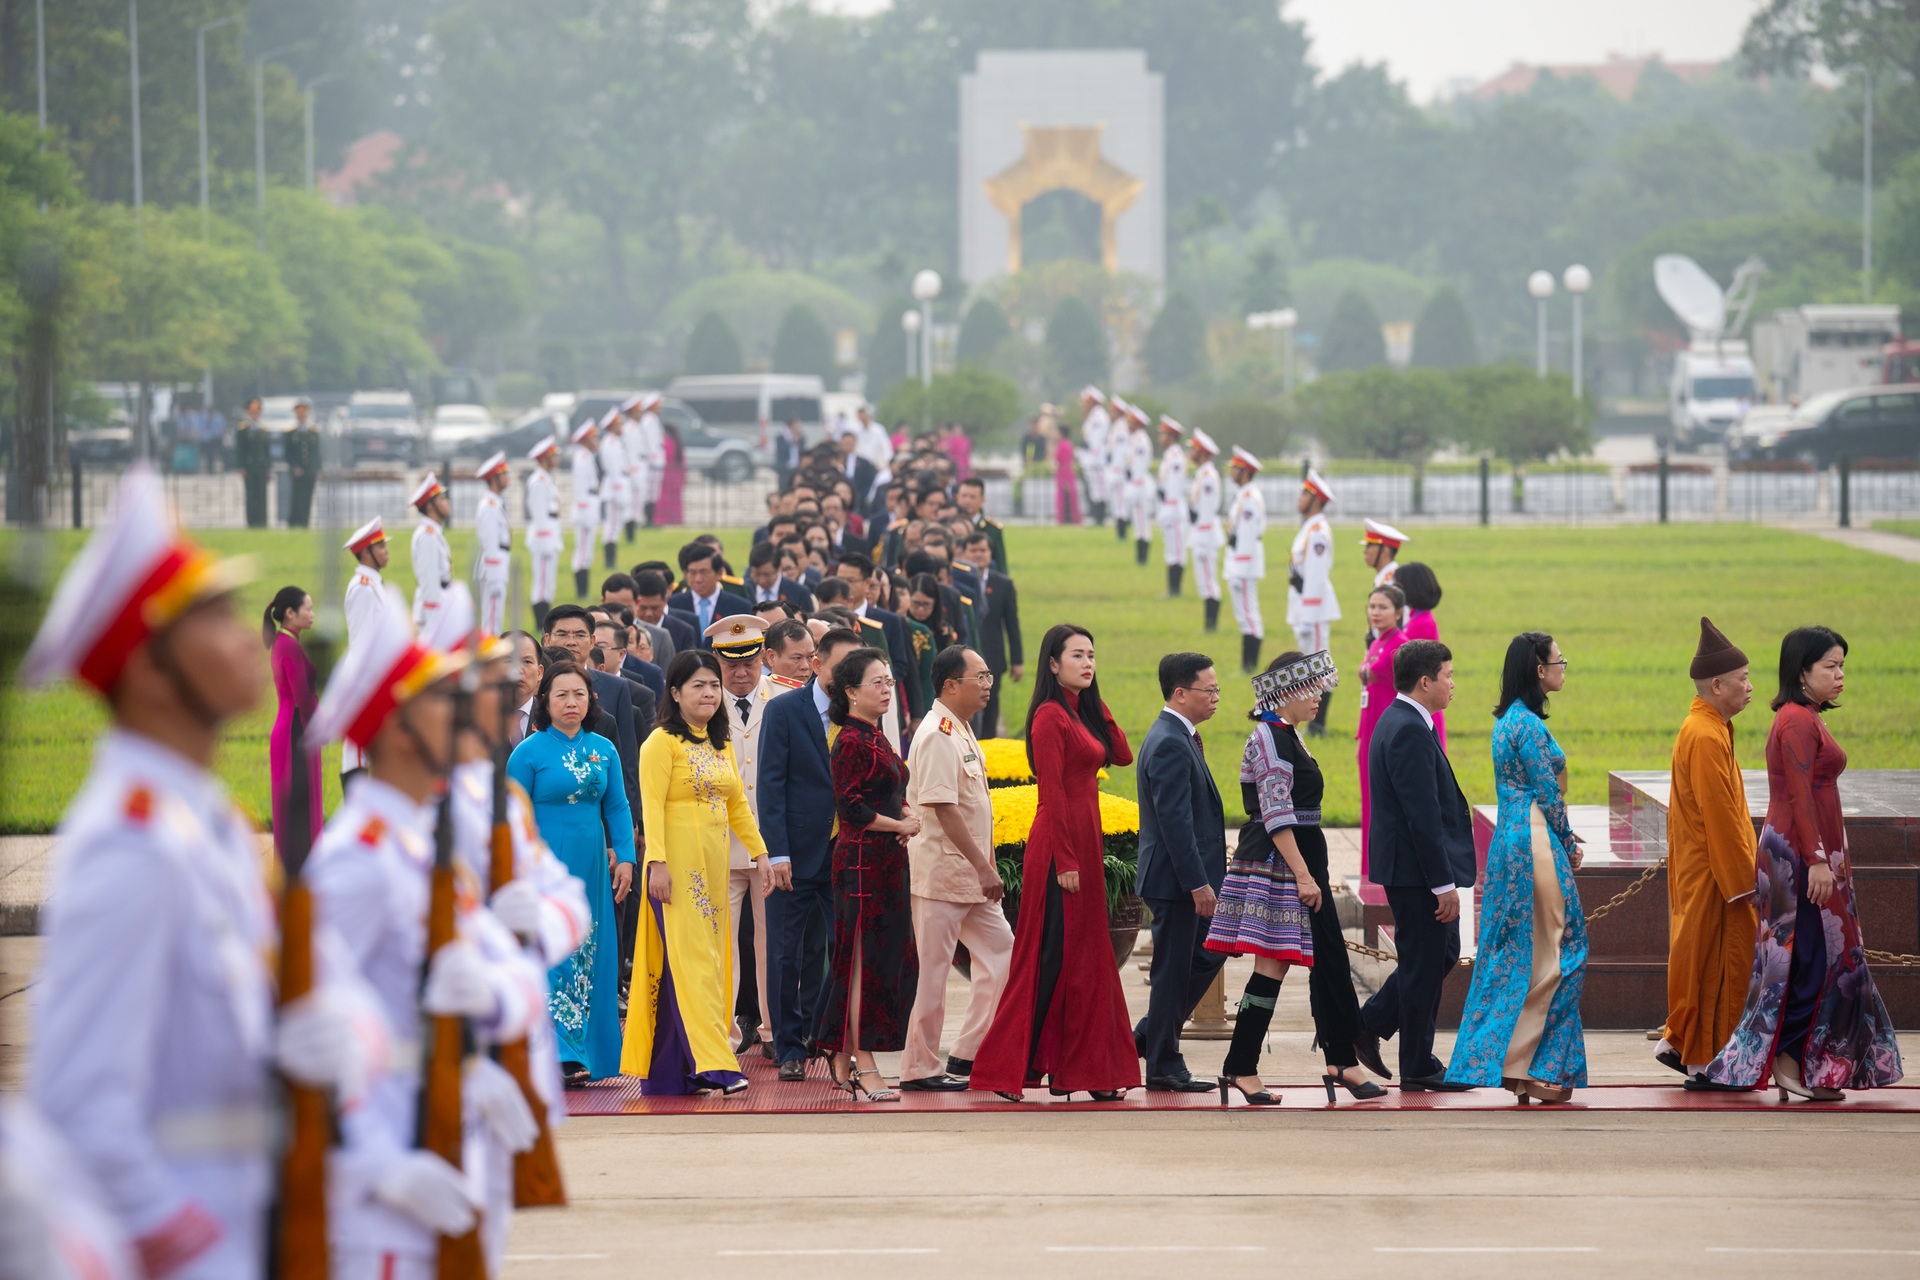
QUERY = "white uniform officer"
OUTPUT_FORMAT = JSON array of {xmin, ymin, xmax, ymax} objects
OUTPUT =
[
  {"xmin": 1287, "ymin": 467, "xmax": 1341, "ymax": 735},
  {"xmin": 1223, "ymin": 447, "xmax": 1268, "ymax": 673},
  {"xmin": 568, "ymin": 418, "xmax": 600, "ymax": 600},
  {"xmin": 308, "ymin": 589, "xmax": 543, "ymax": 1280},
  {"xmin": 1125, "ymin": 404, "xmax": 1156, "ymax": 566},
  {"xmin": 409, "ymin": 472, "xmax": 453, "ymax": 628},
  {"xmin": 1104, "ymin": 397, "xmax": 1133, "ymax": 542},
  {"xmin": 1155, "ymin": 415, "xmax": 1189, "ymax": 597},
  {"xmin": 21, "ymin": 466, "xmax": 370, "ymax": 1280},
  {"xmin": 422, "ymin": 586, "xmax": 588, "ymax": 1277},
  {"xmin": 1361, "ymin": 517, "xmax": 1408, "ymax": 588},
  {"xmin": 1186, "ymin": 429, "xmax": 1224, "ymax": 631},
  {"xmin": 342, "ymin": 516, "xmax": 390, "ymax": 783},
  {"xmin": 525, "ymin": 437, "xmax": 563, "ymax": 630},
  {"xmin": 1077, "ymin": 386, "xmax": 1111, "ymax": 526},
  {"xmin": 634, "ymin": 392, "xmax": 667, "ymax": 523},
  {"xmin": 617, "ymin": 395, "xmax": 646, "ymax": 540},
  {"xmin": 707, "ymin": 615, "xmax": 777, "ymax": 1052},
  {"xmin": 596, "ymin": 409, "xmax": 628, "ymax": 570},
  {"xmin": 472, "ymin": 452, "xmax": 512, "ymax": 638}
]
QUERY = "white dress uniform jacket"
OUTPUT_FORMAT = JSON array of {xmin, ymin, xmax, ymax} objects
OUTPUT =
[
  {"xmin": 1224, "ymin": 481, "xmax": 1267, "ymax": 581},
  {"xmin": 410, "ymin": 519, "xmax": 451, "ymax": 628},
  {"xmin": 1286, "ymin": 510, "xmax": 1341, "ymax": 626},
  {"xmin": 472, "ymin": 493, "xmax": 510, "ymax": 636},
  {"xmin": 597, "ymin": 431, "xmax": 629, "ymax": 547},
  {"xmin": 1125, "ymin": 429, "xmax": 1156, "ymax": 531},
  {"xmin": 1188, "ymin": 461, "xmax": 1223, "ymax": 598},
  {"xmin": 525, "ymin": 467, "xmax": 562, "ymax": 605},
  {"xmin": 1156, "ymin": 443, "xmax": 1189, "ymax": 565},
  {"xmin": 342, "ymin": 565, "xmax": 385, "ymax": 774},
  {"xmin": 30, "ymin": 731, "xmax": 281, "ymax": 1279},
  {"xmin": 306, "ymin": 775, "xmax": 539, "ymax": 1270},
  {"xmin": 569, "ymin": 444, "xmax": 599, "ymax": 574},
  {"xmin": 636, "ymin": 411, "xmax": 666, "ymax": 505},
  {"xmin": 1079, "ymin": 405, "xmax": 1111, "ymax": 505},
  {"xmin": 725, "ymin": 678, "xmax": 777, "ymax": 1040},
  {"xmin": 0, "ymin": 1097, "xmax": 139, "ymax": 1280}
]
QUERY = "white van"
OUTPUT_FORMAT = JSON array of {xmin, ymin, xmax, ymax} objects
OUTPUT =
[{"xmin": 665, "ymin": 375, "xmax": 826, "ymax": 452}]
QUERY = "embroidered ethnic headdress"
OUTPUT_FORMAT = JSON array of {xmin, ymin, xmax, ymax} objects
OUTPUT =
[{"xmin": 1252, "ymin": 650, "xmax": 1339, "ymax": 712}]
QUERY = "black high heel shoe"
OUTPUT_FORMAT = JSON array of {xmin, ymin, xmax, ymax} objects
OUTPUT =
[
  {"xmin": 1323, "ymin": 1071, "xmax": 1387, "ymax": 1102},
  {"xmin": 1217, "ymin": 1075, "xmax": 1282, "ymax": 1106}
]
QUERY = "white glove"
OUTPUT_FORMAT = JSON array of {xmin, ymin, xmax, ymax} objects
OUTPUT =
[
  {"xmin": 488, "ymin": 880, "xmax": 542, "ymax": 940},
  {"xmin": 465, "ymin": 1057, "xmax": 538, "ymax": 1154},
  {"xmin": 275, "ymin": 989, "xmax": 363, "ymax": 1092},
  {"xmin": 422, "ymin": 942, "xmax": 500, "ymax": 1021},
  {"xmin": 0, "ymin": 1189, "xmax": 57, "ymax": 1280},
  {"xmin": 371, "ymin": 1151, "xmax": 479, "ymax": 1237}
]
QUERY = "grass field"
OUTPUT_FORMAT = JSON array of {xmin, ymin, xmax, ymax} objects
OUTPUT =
[
  {"xmin": 1875, "ymin": 520, "xmax": 1920, "ymax": 540},
  {"xmin": 3, "ymin": 520, "xmax": 1917, "ymax": 833}
]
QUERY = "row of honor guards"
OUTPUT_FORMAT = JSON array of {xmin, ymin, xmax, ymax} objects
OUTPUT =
[
  {"xmin": 334, "ymin": 391, "xmax": 670, "ymax": 679},
  {"xmin": 8, "ymin": 464, "xmax": 594, "ymax": 1278}
]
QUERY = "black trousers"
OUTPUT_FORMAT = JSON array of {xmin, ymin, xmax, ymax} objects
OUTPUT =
[
  {"xmin": 243, "ymin": 467, "xmax": 269, "ymax": 528},
  {"xmin": 1138, "ymin": 893, "xmax": 1227, "ymax": 1077},
  {"xmin": 1360, "ymin": 884, "xmax": 1460, "ymax": 1080},
  {"xmin": 1778, "ymin": 860, "xmax": 1828, "ymax": 1064},
  {"xmin": 765, "ymin": 876, "xmax": 834, "ymax": 1065},
  {"xmin": 1301, "ymin": 843, "xmax": 1363, "ymax": 1069}
]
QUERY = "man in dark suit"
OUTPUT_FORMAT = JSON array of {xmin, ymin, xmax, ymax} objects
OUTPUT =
[
  {"xmin": 1359, "ymin": 638, "xmax": 1477, "ymax": 1090},
  {"xmin": 745, "ymin": 540, "xmax": 814, "ymax": 614},
  {"xmin": 1132, "ymin": 652, "xmax": 1230, "ymax": 1091},
  {"xmin": 592, "ymin": 616, "xmax": 659, "ymax": 733},
  {"xmin": 831, "ymin": 552, "xmax": 917, "ymax": 718},
  {"xmin": 774, "ymin": 417, "xmax": 806, "ymax": 489},
  {"xmin": 834, "ymin": 429, "xmax": 877, "ymax": 511},
  {"xmin": 758, "ymin": 626, "xmax": 865, "ymax": 1081},
  {"xmin": 631, "ymin": 567, "xmax": 696, "ymax": 664},
  {"xmin": 669, "ymin": 542, "xmax": 752, "ymax": 640},
  {"xmin": 960, "ymin": 531, "xmax": 1022, "ymax": 737}
]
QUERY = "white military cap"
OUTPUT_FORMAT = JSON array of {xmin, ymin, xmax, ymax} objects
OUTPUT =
[
  {"xmin": 640, "ymin": 391, "xmax": 662, "ymax": 412},
  {"xmin": 1079, "ymin": 385, "xmax": 1105, "ymax": 403},
  {"xmin": 408, "ymin": 472, "xmax": 446, "ymax": 510},
  {"xmin": 1158, "ymin": 415, "xmax": 1185, "ymax": 436},
  {"xmin": 475, "ymin": 451, "xmax": 509, "ymax": 480},
  {"xmin": 570, "ymin": 418, "xmax": 597, "ymax": 445},
  {"xmin": 1190, "ymin": 428, "xmax": 1220, "ymax": 457},
  {"xmin": 1361, "ymin": 518, "xmax": 1409, "ymax": 549},
  {"xmin": 310, "ymin": 586, "xmax": 468, "ymax": 751},
  {"xmin": 21, "ymin": 463, "xmax": 251, "ymax": 694},
  {"xmin": 705, "ymin": 613, "xmax": 768, "ymax": 660},
  {"xmin": 1231, "ymin": 446, "xmax": 1263, "ymax": 473},
  {"xmin": 527, "ymin": 436, "xmax": 558, "ymax": 461},
  {"xmin": 344, "ymin": 516, "xmax": 386, "ymax": 554},
  {"xmin": 1302, "ymin": 467, "xmax": 1335, "ymax": 504}
]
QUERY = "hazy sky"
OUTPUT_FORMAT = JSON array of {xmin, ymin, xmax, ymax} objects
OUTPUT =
[{"xmin": 813, "ymin": 0, "xmax": 1761, "ymax": 102}]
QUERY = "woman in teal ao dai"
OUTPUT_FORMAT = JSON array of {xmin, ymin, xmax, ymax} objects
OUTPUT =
[
  {"xmin": 1448, "ymin": 632, "xmax": 1587, "ymax": 1103},
  {"xmin": 508, "ymin": 661, "xmax": 636, "ymax": 1082}
]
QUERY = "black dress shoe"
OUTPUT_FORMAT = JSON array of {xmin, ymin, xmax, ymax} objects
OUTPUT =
[
  {"xmin": 1145, "ymin": 1073, "xmax": 1215, "ymax": 1093},
  {"xmin": 1654, "ymin": 1048, "xmax": 1685, "ymax": 1075},
  {"xmin": 1682, "ymin": 1073, "xmax": 1747, "ymax": 1092},
  {"xmin": 777, "ymin": 1059, "xmax": 806, "ymax": 1083},
  {"xmin": 1133, "ymin": 1028, "xmax": 1147, "ymax": 1060},
  {"xmin": 761, "ymin": 1040, "xmax": 776, "ymax": 1061},
  {"xmin": 1400, "ymin": 1074, "xmax": 1474, "ymax": 1092},
  {"xmin": 945, "ymin": 1056, "xmax": 973, "ymax": 1078},
  {"xmin": 899, "ymin": 1074, "xmax": 968, "ymax": 1092},
  {"xmin": 1352, "ymin": 1032, "xmax": 1392, "ymax": 1080}
]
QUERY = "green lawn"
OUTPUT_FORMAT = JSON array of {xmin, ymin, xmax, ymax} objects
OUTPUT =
[
  {"xmin": 3, "ymin": 521, "xmax": 1917, "ymax": 832},
  {"xmin": 1874, "ymin": 520, "xmax": 1920, "ymax": 540}
]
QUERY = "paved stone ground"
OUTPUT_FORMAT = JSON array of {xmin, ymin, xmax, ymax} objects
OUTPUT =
[{"xmin": 1800, "ymin": 523, "xmax": 1920, "ymax": 563}]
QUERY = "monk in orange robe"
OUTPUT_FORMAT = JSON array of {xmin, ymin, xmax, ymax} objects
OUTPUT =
[{"xmin": 1659, "ymin": 617, "xmax": 1759, "ymax": 1077}]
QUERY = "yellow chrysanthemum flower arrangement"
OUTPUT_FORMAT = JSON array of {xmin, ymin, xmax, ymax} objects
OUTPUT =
[{"xmin": 987, "ymin": 782, "xmax": 1141, "ymax": 917}]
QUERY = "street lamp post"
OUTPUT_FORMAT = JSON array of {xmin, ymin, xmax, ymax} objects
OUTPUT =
[
  {"xmin": 197, "ymin": 16, "xmax": 240, "ymax": 237},
  {"xmin": 1527, "ymin": 270, "xmax": 1555, "ymax": 377},
  {"xmin": 901, "ymin": 310, "xmax": 921, "ymax": 381},
  {"xmin": 304, "ymin": 73, "xmax": 339, "ymax": 192},
  {"xmin": 911, "ymin": 269, "xmax": 941, "ymax": 392},
  {"xmin": 254, "ymin": 45, "xmax": 296, "ymax": 250},
  {"xmin": 129, "ymin": 0, "xmax": 142, "ymax": 248},
  {"xmin": 1562, "ymin": 264, "xmax": 1591, "ymax": 399},
  {"xmin": 35, "ymin": 0, "xmax": 46, "ymax": 132}
]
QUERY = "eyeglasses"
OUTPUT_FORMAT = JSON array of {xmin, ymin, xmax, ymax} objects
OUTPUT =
[
  {"xmin": 859, "ymin": 676, "xmax": 896, "ymax": 690},
  {"xmin": 1545, "ymin": 660, "xmax": 1568, "ymax": 669},
  {"xmin": 1184, "ymin": 685, "xmax": 1223, "ymax": 699}
]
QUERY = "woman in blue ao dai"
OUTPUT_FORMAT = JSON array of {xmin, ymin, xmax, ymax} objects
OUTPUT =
[{"xmin": 1447, "ymin": 633, "xmax": 1587, "ymax": 1104}]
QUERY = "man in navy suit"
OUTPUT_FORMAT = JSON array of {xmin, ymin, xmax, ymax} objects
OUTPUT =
[
  {"xmin": 631, "ymin": 567, "xmax": 697, "ymax": 664},
  {"xmin": 1133, "ymin": 652, "xmax": 1230, "ymax": 1090},
  {"xmin": 669, "ymin": 542, "xmax": 751, "ymax": 641},
  {"xmin": 758, "ymin": 625, "xmax": 865, "ymax": 1080},
  {"xmin": 1359, "ymin": 638, "xmax": 1478, "ymax": 1090},
  {"xmin": 745, "ymin": 540, "xmax": 814, "ymax": 613}
]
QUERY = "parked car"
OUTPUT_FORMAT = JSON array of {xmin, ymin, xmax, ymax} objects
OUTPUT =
[
  {"xmin": 1759, "ymin": 385, "xmax": 1920, "ymax": 468},
  {"xmin": 341, "ymin": 390, "xmax": 425, "ymax": 468},
  {"xmin": 566, "ymin": 393, "xmax": 754, "ymax": 480},
  {"xmin": 497, "ymin": 406, "xmax": 568, "ymax": 460},
  {"xmin": 427, "ymin": 403, "xmax": 502, "ymax": 464},
  {"xmin": 665, "ymin": 373, "xmax": 825, "ymax": 452}
]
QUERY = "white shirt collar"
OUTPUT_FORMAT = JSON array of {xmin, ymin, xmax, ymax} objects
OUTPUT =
[
  {"xmin": 853, "ymin": 600, "xmax": 868, "ymax": 618},
  {"xmin": 1395, "ymin": 692, "xmax": 1436, "ymax": 731},
  {"xmin": 1162, "ymin": 706, "xmax": 1199, "ymax": 737}
]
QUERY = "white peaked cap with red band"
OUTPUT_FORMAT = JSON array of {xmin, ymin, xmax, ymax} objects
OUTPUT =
[
  {"xmin": 475, "ymin": 451, "xmax": 509, "ymax": 480},
  {"xmin": 344, "ymin": 516, "xmax": 386, "ymax": 554},
  {"xmin": 570, "ymin": 418, "xmax": 597, "ymax": 445},
  {"xmin": 1079, "ymin": 385, "xmax": 1105, "ymax": 403},
  {"xmin": 1231, "ymin": 446, "xmax": 1263, "ymax": 473},
  {"xmin": 639, "ymin": 391, "xmax": 662, "ymax": 412},
  {"xmin": 1302, "ymin": 467, "xmax": 1335, "ymax": 504},
  {"xmin": 527, "ymin": 436, "xmax": 558, "ymax": 461},
  {"xmin": 21, "ymin": 464, "xmax": 252, "ymax": 695},
  {"xmin": 310, "ymin": 586, "xmax": 468, "ymax": 751},
  {"xmin": 1158, "ymin": 415, "xmax": 1185, "ymax": 436},
  {"xmin": 1361, "ymin": 518, "xmax": 1409, "ymax": 549},
  {"xmin": 408, "ymin": 472, "xmax": 445, "ymax": 510},
  {"xmin": 1190, "ymin": 428, "xmax": 1219, "ymax": 457}
]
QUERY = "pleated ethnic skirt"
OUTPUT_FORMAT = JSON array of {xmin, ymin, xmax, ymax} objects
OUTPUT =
[{"xmin": 1205, "ymin": 852, "xmax": 1314, "ymax": 967}]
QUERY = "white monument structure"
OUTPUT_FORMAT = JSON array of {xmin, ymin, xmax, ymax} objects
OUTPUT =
[{"xmin": 958, "ymin": 50, "xmax": 1165, "ymax": 286}]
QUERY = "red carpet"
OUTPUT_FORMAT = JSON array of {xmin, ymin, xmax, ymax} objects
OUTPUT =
[{"xmin": 565, "ymin": 1053, "xmax": 1920, "ymax": 1116}]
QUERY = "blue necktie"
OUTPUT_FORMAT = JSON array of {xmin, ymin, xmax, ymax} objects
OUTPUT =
[{"xmin": 699, "ymin": 596, "xmax": 713, "ymax": 630}]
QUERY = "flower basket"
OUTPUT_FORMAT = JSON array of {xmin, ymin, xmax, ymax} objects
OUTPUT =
[{"xmin": 989, "ymin": 783, "xmax": 1143, "ymax": 968}]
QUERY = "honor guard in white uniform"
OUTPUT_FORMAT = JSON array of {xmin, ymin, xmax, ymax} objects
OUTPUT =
[
  {"xmin": 1362, "ymin": 517, "xmax": 1407, "ymax": 588},
  {"xmin": 1223, "ymin": 447, "xmax": 1268, "ymax": 673},
  {"xmin": 472, "ymin": 452, "xmax": 512, "ymax": 639},
  {"xmin": 634, "ymin": 392, "xmax": 667, "ymax": 524},
  {"xmin": 568, "ymin": 418, "xmax": 601, "ymax": 600},
  {"xmin": 1104, "ymin": 397, "xmax": 1134, "ymax": 541},
  {"xmin": 409, "ymin": 472, "xmax": 453, "ymax": 628},
  {"xmin": 1076, "ymin": 386, "xmax": 1111, "ymax": 525},
  {"xmin": 1155, "ymin": 416, "xmax": 1190, "ymax": 596},
  {"xmin": 343, "ymin": 516, "xmax": 390, "ymax": 782},
  {"xmin": 308, "ymin": 589, "xmax": 544, "ymax": 1280},
  {"xmin": 617, "ymin": 395, "xmax": 645, "ymax": 540},
  {"xmin": 595, "ymin": 408, "xmax": 629, "ymax": 570},
  {"xmin": 707, "ymin": 615, "xmax": 777, "ymax": 1052},
  {"xmin": 0, "ymin": 1097, "xmax": 138, "ymax": 1280},
  {"xmin": 21, "ymin": 467, "xmax": 371, "ymax": 1280},
  {"xmin": 1186, "ymin": 429, "xmax": 1224, "ymax": 631},
  {"xmin": 525, "ymin": 437, "xmax": 563, "ymax": 631},
  {"xmin": 1287, "ymin": 467, "xmax": 1341, "ymax": 735},
  {"xmin": 421, "ymin": 586, "xmax": 589, "ymax": 1277},
  {"xmin": 1124, "ymin": 404, "xmax": 1156, "ymax": 565}
]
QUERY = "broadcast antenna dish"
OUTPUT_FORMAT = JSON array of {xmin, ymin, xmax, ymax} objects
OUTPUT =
[{"xmin": 1654, "ymin": 254, "xmax": 1726, "ymax": 342}]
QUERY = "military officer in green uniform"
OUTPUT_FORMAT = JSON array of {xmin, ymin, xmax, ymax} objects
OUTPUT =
[
  {"xmin": 234, "ymin": 397, "xmax": 271, "ymax": 529},
  {"xmin": 284, "ymin": 397, "xmax": 321, "ymax": 528}
]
